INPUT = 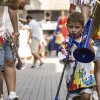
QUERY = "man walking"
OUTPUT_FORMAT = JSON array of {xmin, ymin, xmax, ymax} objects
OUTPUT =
[{"xmin": 26, "ymin": 15, "xmax": 44, "ymax": 68}]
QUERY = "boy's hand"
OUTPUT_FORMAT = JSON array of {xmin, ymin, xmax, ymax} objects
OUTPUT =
[
  {"xmin": 61, "ymin": 48, "xmax": 67, "ymax": 56},
  {"xmin": 68, "ymin": 56, "xmax": 75, "ymax": 62},
  {"xmin": 60, "ymin": 48, "xmax": 75, "ymax": 62}
]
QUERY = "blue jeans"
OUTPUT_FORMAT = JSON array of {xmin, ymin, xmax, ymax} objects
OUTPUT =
[{"xmin": 0, "ymin": 41, "xmax": 14, "ymax": 70}]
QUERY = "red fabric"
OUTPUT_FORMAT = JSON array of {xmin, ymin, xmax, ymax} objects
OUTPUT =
[
  {"xmin": 0, "ymin": 36, "xmax": 4, "ymax": 47},
  {"xmin": 93, "ymin": 34, "xmax": 100, "ymax": 40},
  {"xmin": 12, "ymin": 32, "xmax": 15, "ymax": 36},
  {"xmin": 58, "ymin": 16, "xmax": 69, "ymax": 40}
]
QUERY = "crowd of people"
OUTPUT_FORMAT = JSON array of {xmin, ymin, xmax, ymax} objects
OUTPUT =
[{"xmin": 0, "ymin": 0, "xmax": 100, "ymax": 100}]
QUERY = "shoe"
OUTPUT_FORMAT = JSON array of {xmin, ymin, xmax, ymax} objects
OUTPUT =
[
  {"xmin": 9, "ymin": 92, "xmax": 19, "ymax": 100},
  {"xmin": 92, "ymin": 91, "xmax": 99, "ymax": 100},
  {"xmin": 0, "ymin": 94, "xmax": 6, "ymax": 100},
  {"xmin": 31, "ymin": 65, "xmax": 35, "ymax": 68},
  {"xmin": 39, "ymin": 62, "xmax": 44, "ymax": 67},
  {"xmin": 9, "ymin": 96, "xmax": 19, "ymax": 100}
]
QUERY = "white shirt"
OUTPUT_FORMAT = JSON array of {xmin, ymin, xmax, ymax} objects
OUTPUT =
[
  {"xmin": 29, "ymin": 19, "xmax": 41, "ymax": 41},
  {"xmin": 0, "ymin": 6, "xmax": 13, "ymax": 36},
  {"xmin": 0, "ymin": 6, "xmax": 5, "ymax": 34}
]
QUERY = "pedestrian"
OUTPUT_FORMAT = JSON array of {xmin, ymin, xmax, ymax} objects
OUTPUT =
[
  {"xmin": 26, "ymin": 15, "xmax": 44, "ymax": 68},
  {"xmin": 39, "ymin": 25, "xmax": 47, "ymax": 59},
  {"xmin": 58, "ymin": 12, "xmax": 96, "ymax": 100},
  {"xmin": 56, "ymin": 10, "xmax": 69, "ymax": 40},
  {"xmin": 54, "ymin": 29, "xmax": 64, "ymax": 56},
  {"xmin": 69, "ymin": 0, "xmax": 96, "ymax": 23},
  {"xmin": 0, "ymin": 0, "xmax": 25, "ymax": 100},
  {"xmin": 93, "ymin": 24, "xmax": 100, "ymax": 99}
]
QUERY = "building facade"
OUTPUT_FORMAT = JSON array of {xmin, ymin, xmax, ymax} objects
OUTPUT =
[{"xmin": 19, "ymin": 0, "xmax": 70, "ymax": 22}]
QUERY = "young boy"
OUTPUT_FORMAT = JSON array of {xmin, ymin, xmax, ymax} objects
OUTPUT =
[{"xmin": 58, "ymin": 12, "xmax": 96, "ymax": 100}]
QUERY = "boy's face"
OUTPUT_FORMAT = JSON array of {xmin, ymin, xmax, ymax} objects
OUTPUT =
[{"xmin": 67, "ymin": 21, "xmax": 83, "ymax": 38}]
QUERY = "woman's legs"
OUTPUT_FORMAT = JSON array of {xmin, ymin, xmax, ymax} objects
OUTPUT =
[{"xmin": 0, "ymin": 69, "xmax": 3, "ymax": 97}]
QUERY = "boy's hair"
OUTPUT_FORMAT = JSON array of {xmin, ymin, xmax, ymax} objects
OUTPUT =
[
  {"xmin": 67, "ymin": 12, "xmax": 84, "ymax": 26},
  {"xmin": 26, "ymin": 15, "xmax": 33, "ymax": 20}
]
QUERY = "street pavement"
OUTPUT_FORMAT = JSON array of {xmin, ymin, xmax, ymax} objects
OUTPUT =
[{"xmin": 3, "ymin": 57, "xmax": 69, "ymax": 100}]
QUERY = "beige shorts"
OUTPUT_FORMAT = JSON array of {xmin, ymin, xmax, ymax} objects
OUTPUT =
[
  {"xmin": 69, "ymin": 87, "xmax": 93, "ymax": 98},
  {"xmin": 30, "ymin": 38, "xmax": 40, "ymax": 54}
]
